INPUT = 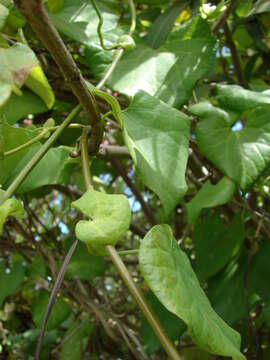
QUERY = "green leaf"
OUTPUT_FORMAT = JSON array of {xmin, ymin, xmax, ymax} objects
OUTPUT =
[
  {"xmin": 140, "ymin": 291, "xmax": 186, "ymax": 354},
  {"xmin": 25, "ymin": 65, "xmax": 55, "ymax": 109},
  {"xmin": 0, "ymin": 120, "xmax": 36, "ymax": 185},
  {"xmin": 31, "ymin": 290, "xmax": 71, "ymax": 330},
  {"xmin": 0, "ymin": 189, "xmax": 24, "ymax": 233},
  {"xmin": 72, "ymin": 190, "xmax": 131, "ymax": 254},
  {"xmin": 0, "ymin": 3, "xmax": 8, "ymax": 30},
  {"xmin": 146, "ymin": 0, "xmax": 189, "ymax": 49},
  {"xmin": 194, "ymin": 214, "xmax": 245, "ymax": 281},
  {"xmin": 208, "ymin": 257, "xmax": 247, "ymax": 325},
  {"xmin": 216, "ymin": 84, "xmax": 270, "ymax": 112},
  {"xmin": 186, "ymin": 177, "xmax": 236, "ymax": 224},
  {"xmin": 60, "ymin": 317, "xmax": 93, "ymax": 360},
  {"xmin": 247, "ymin": 0, "xmax": 270, "ymax": 16},
  {"xmin": 0, "ymin": 43, "xmax": 38, "ymax": 106},
  {"xmin": 192, "ymin": 102, "xmax": 270, "ymax": 190},
  {"xmin": 27, "ymin": 255, "xmax": 47, "ymax": 280},
  {"xmin": 50, "ymin": 0, "xmax": 119, "ymax": 46},
  {"xmin": 7, "ymin": 146, "xmax": 76, "ymax": 193},
  {"xmin": 0, "ymin": 257, "xmax": 25, "ymax": 308},
  {"xmin": 249, "ymin": 241, "xmax": 270, "ymax": 301},
  {"xmin": 139, "ymin": 225, "xmax": 245, "ymax": 359},
  {"xmin": 48, "ymin": 0, "xmax": 64, "ymax": 13},
  {"xmin": 109, "ymin": 17, "xmax": 217, "ymax": 107},
  {"xmin": 65, "ymin": 240, "xmax": 106, "ymax": 280},
  {"xmin": 0, "ymin": 90, "xmax": 48, "ymax": 125},
  {"xmin": 123, "ymin": 91, "xmax": 190, "ymax": 218}
]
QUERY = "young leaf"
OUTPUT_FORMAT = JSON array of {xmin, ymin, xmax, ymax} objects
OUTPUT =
[
  {"xmin": 186, "ymin": 177, "xmax": 236, "ymax": 224},
  {"xmin": 194, "ymin": 214, "xmax": 245, "ymax": 281},
  {"xmin": 192, "ymin": 102, "xmax": 270, "ymax": 190},
  {"xmin": 72, "ymin": 190, "xmax": 131, "ymax": 255},
  {"xmin": 123, "ymin": 91, "xmax": 190, "ymax": 218},
  {"xmin": 139, "ymin": 225, "xmax": 245, "ymax": 359},
  {"xmin": 0, "ymin": 189, "xmax": 24, "ymax": 233},
  {"xmin": 146, "ymin": 0, "xmax": 190, "ymax": 49}
]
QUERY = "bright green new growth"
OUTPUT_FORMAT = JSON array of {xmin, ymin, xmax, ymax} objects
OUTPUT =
[
  {"xmin": 0, "ymin": 189, "xmax": 24, "ymax": 233},
  {"xmin": 72, "ymin": 190, "xmax": 131, "ymax": 255},
  {"xmin": 116, "ymin": 35, "xmax": 136, "ymax": 51},
  {"xmin": 139, "ymin": 225, "xmax": 246, "ymax": 360}
]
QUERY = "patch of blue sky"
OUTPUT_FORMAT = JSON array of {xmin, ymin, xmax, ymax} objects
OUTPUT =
[
  {"xmin": 58, "ymin": 221, "xmax": 69, "ymax": 234},
  {"xmin": 232, "ymin": 120, "xmax": 243, "ymax": 132}
]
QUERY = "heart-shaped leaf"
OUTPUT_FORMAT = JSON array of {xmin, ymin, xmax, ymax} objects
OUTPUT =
[
  {"xmin": 190, "ymin": 101, "xmax": 270, "ymax": 190},
  {"xmin": 108, "ymin": 17, "xmax": 217, "ymax": 107},
  {"xmin": 139, "ymin": 225, "xmax": 245, "ymax": 360},
  {"xmin": 72, "ymin": 190, "xmax": 131, "ymax": 254},
  {"xmin": 123, "ymin": 91, "xmax": 190, "ymax": 218}
]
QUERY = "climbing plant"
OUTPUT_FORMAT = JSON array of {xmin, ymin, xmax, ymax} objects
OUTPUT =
[{"xmin": 0, "ymin": 0, "xmax": 270, "ymax": 359}]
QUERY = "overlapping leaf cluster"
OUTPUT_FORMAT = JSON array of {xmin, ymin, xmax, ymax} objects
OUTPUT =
[{"xmin": 1, "ymin": 0, "xmax": 270, "ymax": 359}]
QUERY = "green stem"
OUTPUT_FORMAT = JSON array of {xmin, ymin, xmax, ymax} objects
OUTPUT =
[
  {"xmin": 89, "ymin": 0, "xmax": 116, "ymax": 51},
  {"xmin": 4, "ymin": 129, "xmax": 49, "ymax": 157},
  {"xmin": 81, "ymin": 129, "xmax": 93, "ymax": 192},
  {"xmin": 106, "ymin": 245, "xmax": 182, "ymax": 360},
  {"xmin": 117, "ymin": 249, "xmax": 139, "ymax": 256},
  {"xmin": 0, "ymin": 105, "xmax": 81, "ymax": 205},
  {"xmin": 80, "ymin": 133, "xmax": 181, "ymax": 360},
  {"xmin": 96, "ymin": 0, "xmax": 136, "ymax": 90}
]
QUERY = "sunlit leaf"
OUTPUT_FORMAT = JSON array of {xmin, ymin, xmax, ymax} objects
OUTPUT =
[
  {"xmin": 72, "ymin": 190, "xmax": 131, "ymax": 254},
  {"xmin": 123, "ymin": 91, "xmax": 190, "ymax": 218},
  {"xmin": 191, "ymin": 101, "xmax": 270, "ymax": 190}
]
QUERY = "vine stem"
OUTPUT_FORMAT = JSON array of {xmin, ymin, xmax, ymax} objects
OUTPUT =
[
  {"xmin": 96, "ymin": 0, "xmax": 136, "ymax": 89},
  {"xmin": 0, "ymin": 105, "xmax": 81, "ymax": 205},
  {"xmin": 81, "ymin": 134, "xmax": 182, "ymax": 360},
  {"xmin": 106, "ymin": 246, "xmax": 182, "ymax": 360}
]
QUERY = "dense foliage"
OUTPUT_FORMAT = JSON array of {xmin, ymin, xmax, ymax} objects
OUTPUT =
[{"xmin": 0, "ymin": 0, "xmax": 270, "ymax": 359}]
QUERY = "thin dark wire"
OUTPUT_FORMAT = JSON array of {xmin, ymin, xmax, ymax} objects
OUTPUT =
[{"xmin": 35, "ymin": 239, "xmax": 78, "ymax": 360}]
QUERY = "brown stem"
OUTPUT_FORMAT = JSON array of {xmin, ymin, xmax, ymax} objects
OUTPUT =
[
  {"xmin": 212, "ymin": 0, "xmax": 237, "ymax": 34},
  {"xmin": 14, "ymin": 0, "xmax": 103, "ymax": 153},
  {"xmin": 223, "ymin": 21, "xmax": 248, "ymax": 88},
  {"xmin": 110, "ymin": 159, "xmax": 158, "ymax": 226}
]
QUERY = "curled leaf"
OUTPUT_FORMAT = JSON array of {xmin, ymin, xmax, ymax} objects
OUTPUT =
[
  {"xmin": 72, "ymin": 190, "xmax": 131, "ymax": 255},
  {"xmin": 139, "ymin": 225, "xmax": 245, "ymax": 360}
]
